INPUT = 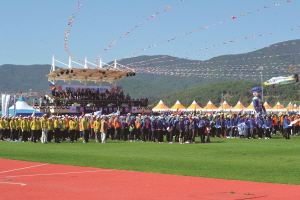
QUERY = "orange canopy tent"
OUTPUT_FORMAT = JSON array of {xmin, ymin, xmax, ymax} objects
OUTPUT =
[
  {"xmin": 218, "ymin": 101, "xmax": 232, "ymax": 110},
  {"xmin": 264, "ymin": 101, "xmax": 273, "ymax": 110},
  {"xmin": 170, "ymin": 100, "xmax": 186, "ymax": 110},
  {"xmin": 285, "ymin": 102, "xmax": 296, "ymax": 111},
  {"xmin": 273, "ymin": 102, "xmax": 284, "ymax": 110},
  {"xmin": 187, "ymin": 100, "xmax": 202, "ymax": 110},
  {"xmin": 233, "ymin": 101, "xmax": 246, "ymax": 110},
  {"xmin": 246, "ymin": 102, "xmax": 254, "ymax": 111},
  {"xmin": 152, "ymin": 100, "xmax": 169, "ymax": 111},
  {"xmin": 203, "ymin": 101, "xmax": 218, "ymax": 110}
]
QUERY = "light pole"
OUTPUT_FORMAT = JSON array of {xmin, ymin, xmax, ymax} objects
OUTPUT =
[{"xmin": 221, "ymin": 92, "xmax": 224, "ymax": 113}]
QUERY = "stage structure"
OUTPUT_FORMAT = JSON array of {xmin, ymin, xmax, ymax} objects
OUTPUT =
[
  {"xmin": 46, "ymin": 56, "xmax": 136, "ymax": 87},
  {"xmin": 42, "ymin": 56, "xmax": 150, "ymax": 116}
]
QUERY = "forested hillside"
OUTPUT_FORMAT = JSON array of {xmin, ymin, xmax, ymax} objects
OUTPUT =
[
  {"xmin": 0, "ymin": 39, "xmax": 299, "ymax": 106},
  {"xmin": 149, "ymin": 81, "xmax": 300, "ymax": 108}
]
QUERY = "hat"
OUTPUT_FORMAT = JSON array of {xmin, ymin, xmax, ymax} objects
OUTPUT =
[{"xmin": 252, "ymin": 87, "xmax": 262, "ymax": 93}]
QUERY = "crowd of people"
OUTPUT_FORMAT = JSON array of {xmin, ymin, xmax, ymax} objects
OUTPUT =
[
  {"xmin": 33, "ymin": 89, "xmax": 148, "ymax": 107},
  {"xmin": 0, "ymin": 111, "xmax": 297, "ymax": 144}
]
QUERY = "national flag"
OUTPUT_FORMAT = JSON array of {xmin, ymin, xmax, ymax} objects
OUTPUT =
[
  {"xmin": 117, "ymin": 86, "xmax": 122, "ymax": 91},
  {"xmin": 49, "ymin": 84, "xmax": 55, "ymax": 89}
]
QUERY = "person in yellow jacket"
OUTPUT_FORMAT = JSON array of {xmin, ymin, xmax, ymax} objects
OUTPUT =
[
  {"xmin": 81, "ymin": 115, "xmax": 90, "ymax": 143},
  {"xmin": 20, "ymin": 117, "xmax": 30, "ymax": 142},
  {"xmin": 17, "ymin": 116, "xmax": 24, "ymax": 139},
  {"xmin": 53, "ymin": 116, "xmax": 61, "ymax": 143},
  {"xmin": 3, "ymin": 118, "xmax": 10, "ymax": 140},
  {"xmin": 15, "ymin": 116, "xmax": 20, "ymax": 139},
  {"xmin": 10, "ymin": 117, "xmax": 18, "ymax": 141},
  {"xmin": 60, "ymin": 117, "xmax": 67, "ymax": 142},
  {"xmin": 40, "ymin": 115, "xmax": 48, "ymax": 143},
  {"xmin": 30, "ymin": 117, "xmax": 40, "ymax": 143},
  {"xmin": 75, "ymin": 117, "xmax": 80, "ymax": 141},
  {"xmin": 0, "ymin": 117, "xmax": 4, "ymax": 141},
  {"xmin": 46, "ymin": 117, "xmax": 54, "ymax": 142},
  {"xmin": 69, "ymin": 117, "xmax": 77, "ymax": 143},
  {"xmin": 94, "ymin": 116, "xmax": 101, "ymax": 143}
]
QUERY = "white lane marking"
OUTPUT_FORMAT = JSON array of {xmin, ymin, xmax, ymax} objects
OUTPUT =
[
  {"xmin": 0, "ymin": 164, "xmax": 48, "ymax": 174},
  {"xmin": 0, "ymin": 182, "xmax": 26, "ymax": 186},
  {"xmin": 8, "ymin": 169, "xmax": 113, "ymax": 178}
]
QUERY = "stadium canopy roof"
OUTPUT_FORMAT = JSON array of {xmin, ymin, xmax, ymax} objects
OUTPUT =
[{"xmin": 46, "ymin": 56, "xmax": 135, "ymax": 86}]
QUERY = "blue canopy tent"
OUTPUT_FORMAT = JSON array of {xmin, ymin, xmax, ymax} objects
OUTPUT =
[{"xmin": 2, "ymin": 95, "xmax": 44, "ymax": 117}]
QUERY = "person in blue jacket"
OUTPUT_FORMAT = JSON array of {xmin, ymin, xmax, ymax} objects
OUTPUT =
[
  {"xmin": 215, "ymin": 115, "xmax": 222, "ymax": 138},
  {"xmin": 221, "ymin": 115, "xmax": 226, "ymax": 138},
  {"xmin": 178, "ymin": 117, "xmax": 185, "ymax": 144},
  {"xmin": 225, "ymin": 115, "xmax": 232, "ymax": 138},
  {"xmin": 210, "ymin": 115, "xmax": 216, "ymax": 137},
  {"xmin": 243, "ymin": 115, "xmax": 250, "ymax": 139},
  {"xmin": 157, "ymin": 117, "xmax": 165, "ymax": 143},
  {"xmin": 205, "ymin": 116, "xmax": 211, "ymax": 143},
  {"xmin": 230, "ymin": 114, "xmax": 238, "ymax": 138},
  {"xmin": 150, "ymin": 117, "xmax": 158, "ymax": 142},
  {"xmin": 140, "ymin": 117, "xmax": 146, "ymax": 142},
  {"xmin": 167, "ymin": 116, "xmax": 176, "ymax": 143},
  {"xmin": 189, "ymin": 116, "xmax": 198, "ymax": 143},
  {"xmin": 263, "ymin": 115, "xmax": 273, "ymax": 139},
  {"xmin": 282, "ymin": 114, "xmax": 291, "ymax": 139},
  {"xmin": 197, "ymin": 116, "xmax": 207, "ymax": 143},
  {"xmin": 183, "ymin": 117, "xmax": 190, "ymax": 143},
  {"xmin": 121, "ymin": 116, "xmax": 128, "ymax": 141},
  {"xmin": 256, "ymin": 114, "xmax": 264, "ymax": 139},
  {"xmin": 249, "ymin": 114, "xmax": 257, "ymax": 139},
  {"xmin": 174, "ymin": 116, "xmax": 180, "ymax": 142}
]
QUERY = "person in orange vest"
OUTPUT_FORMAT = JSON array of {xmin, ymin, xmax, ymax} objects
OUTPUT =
[
  {"xmin": 114, "ymin": 115, "xmax": 122, "ymax": 140},
  {"xmin": 271, "ymin": 114, "xmax": 279, "ymax": 135},
  {"xmin": 108, "ymin": 116, "xmax": 115, "ymax": 140},
  {"xmin": 294, "ymin": 114, "xmax": 300, "ymax": 135},
  {"xmin": 145, "ymin": 116, "xmax": 150, "ymax": 141},
  {"xmin": 279, "ymin": 113, "xmax": 284, "ymax": 135},
  {"xmin": 89, "ymin": 116, "xmax": 95, "ymax": 140},
  {"xmin": 65, "ymin": 115, "xmax": 70, "ymax": 138}
]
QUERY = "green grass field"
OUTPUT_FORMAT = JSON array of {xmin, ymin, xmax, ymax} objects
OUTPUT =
[{"xmin": 1, "ymin": 135, "xmax": 299, "ymax": 185}]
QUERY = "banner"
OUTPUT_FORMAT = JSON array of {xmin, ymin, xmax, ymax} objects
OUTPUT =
[
  {"xmin": 13, "ymin": 95, "xmax": 16, "ymax": 116},
  {"xmin": 62, "ymin": 85, "xmax": 111, "ymax": 93},
  {"xmin": 1, "ymin": 94, "xmax": 6, "ymax": 117},
  {"xmin": 5, "ymin": 94, "xmax": 10, "ymax": 117},
  {"xmin": 132, "ymin": 107, "xmax": 152, "ymax": 114}
]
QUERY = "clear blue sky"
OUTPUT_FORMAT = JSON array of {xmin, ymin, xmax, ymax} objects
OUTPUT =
[{"xmin": 0, "ymin": 0, "xmax": 299, "ymax": 66}]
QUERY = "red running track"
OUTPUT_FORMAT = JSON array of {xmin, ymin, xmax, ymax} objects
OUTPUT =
[{"xmin": 0, "ymin": 159, "xmax": 299, "ymax": 200}]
